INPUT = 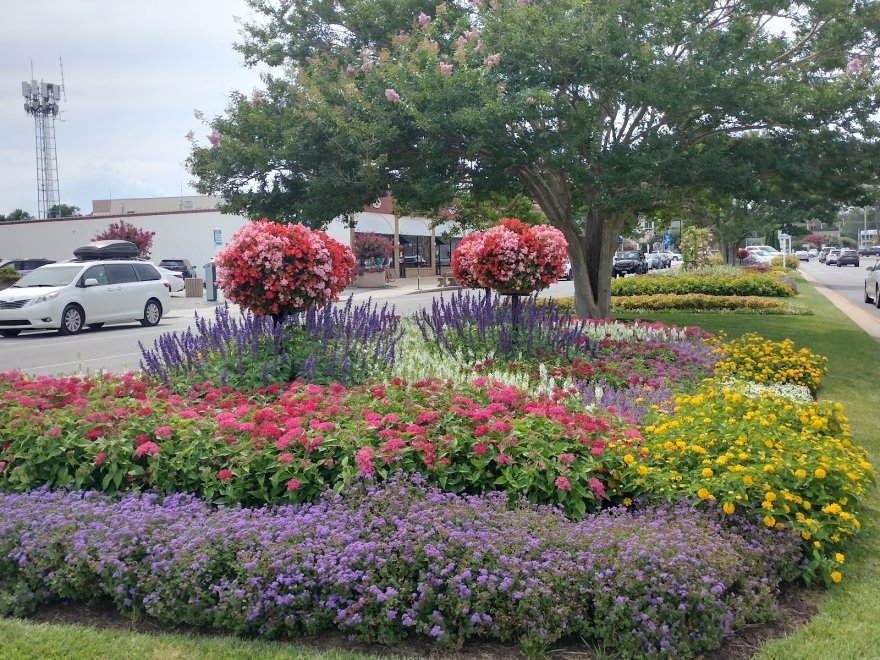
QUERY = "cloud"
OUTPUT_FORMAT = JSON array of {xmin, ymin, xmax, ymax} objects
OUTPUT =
[{"xmin": 0, "ymin": 0, "xmax": 264, "ymax": 216}]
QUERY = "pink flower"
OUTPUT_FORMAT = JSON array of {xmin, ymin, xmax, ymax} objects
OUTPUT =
[
  {"xmin": 94, "ymin": 452, "xmax": 107, "ymax": 465},
  {"xmin": 207, "ymin": 129, "xmax": 221, "ymax": 147},
  {"xmin": 847, "ymin": 58, "xmax": 862, "ymax": 75},
  {"xmin": 418, "ymin": 12, "xmax": 431, "ymax": 26},
  {"xmin": 217, "ymin": 469, "xmax": 233, "ymax": 480},
  {"xmin": 135, "ymin": 441, "xmax": 161, "ymax": 458},
  {"xmin": 473, "ymin": 442, "xmax": 489, "ymax": 457},
  {"xmin": 46, "ymin": 426, "xmax": 62, "ymax": 438},
  {"xmin": 287, "ymin": 478, "xmax": 301, "ymax": 491},
  {"xmin": 439, "ymin": 63, "xmax": 454, "ymax": 75},
  {"xmin": 355, "ymin": 446, "xmax": 376, "ymax": 476},
  {"xmin": 278, "ymin": 453, "xmax": 293, "ymax": 463},
  {"xmin": 558, "ymin": 453, "xmax": 575, "ymax": 465},
  {"xmin": 589, "ymin": 477, "xmax": 606, "ymax": 499},
  {"xmin": 555, "ymin": 476, "xmax": 571, "ymax": 492},
  {"xmin": 154, "ymin": 426, "xmax": 172, "ymax": 439},
  {"xmin": 526, "ymin": 96, "xmax": 535, "ymax": 105},
  {"xmin": 496, "ymin": 454, "xmax": 513, "ymax": 466},
  {"xmin": 0, "ymin": 462, "xmax": 5, "ymax": 471},
  {"xmin": 484, "ymin": 53, "xmax": 501, "ymax": 68},
  {"xmin": 385, "ymin": 88, "xmax": 400, "ymax": 102}
]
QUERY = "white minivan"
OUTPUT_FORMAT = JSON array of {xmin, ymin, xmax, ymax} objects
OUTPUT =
[{"xmin": 0, "ymin": 260, "xmax": 171, "ymax": 337}]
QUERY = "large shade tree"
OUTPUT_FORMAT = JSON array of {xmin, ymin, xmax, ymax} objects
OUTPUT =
[{"xmin": 188, "ymin": 0, "xmax": 879, "ymax": 318}]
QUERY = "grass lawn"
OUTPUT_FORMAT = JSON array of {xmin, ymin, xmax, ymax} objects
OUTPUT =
[{"xmin": 1, "ymin": 273, "xmax": 877, "ymax": 659}]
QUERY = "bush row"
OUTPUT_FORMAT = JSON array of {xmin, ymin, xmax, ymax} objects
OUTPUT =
[
  {"xmin": 610, "ymin": 273, "xmax": 796, "ymax": 297},
  {"xmin": 0, "ymin": 476, "xmax": 803, "ymax": 658},
  {"xmin": 611, "ymin": 294, "xmax": 811, "ymax": 314}
]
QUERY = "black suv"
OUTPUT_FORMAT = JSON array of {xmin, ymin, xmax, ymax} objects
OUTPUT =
[
  {"xmin": 0, "ymin": 258, "xmax": 56, "ymax": 276},
  {"xmin": 158, "ymin": 259, "xmax": 196, "ymax": 279},
  {"xmin": 612, "ymin": 251, "xmax": 648, "ymax": 277}
]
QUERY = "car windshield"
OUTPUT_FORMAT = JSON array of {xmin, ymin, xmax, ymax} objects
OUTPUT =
[
  {"xmin": 619, "ymin": 251, "xmax": 640, "ymax": 259},
  {"xmin": 12, "ymin": 265, "xmax": 83, "ymax": 288}
]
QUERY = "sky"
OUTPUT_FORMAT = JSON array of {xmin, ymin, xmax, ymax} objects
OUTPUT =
[{"xmin": 1, "ymin": 0, "xmax": 267, "ymax": 217}]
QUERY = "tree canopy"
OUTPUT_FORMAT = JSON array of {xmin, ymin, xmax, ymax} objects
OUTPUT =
[
  {"xmin": 0, "ymin": 209, "xmax": 34, "ymax": 222},
  {"xmin": 189, "ymin": 0, "xmax": 880, "ymax": 318}
]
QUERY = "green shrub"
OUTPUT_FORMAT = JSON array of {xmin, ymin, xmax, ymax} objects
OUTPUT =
[
  {"xmin": 771, "ymin": 255, "xmax": 800, "ymax": 270},
  {"xmin": 611, "ymin": 294, "xmax": 812, "ymax": 314},
  {"xmin": 610, "ymin": 273, "xmax": 796, "ymax": 297},
  {"xmin": 0, "ymin": 267, "xmax": 20, "ymax": 283}
]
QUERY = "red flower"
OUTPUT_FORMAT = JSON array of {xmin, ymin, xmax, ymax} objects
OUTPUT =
[
  {"xmin": 473, "ymin": 442, "xmax": 489, "ymax": 457},
  {"xmin": 589, "ymin": 477, "xmax": 606, "ymax": 499},
  {"xmin": 94, "ymin": 452, "xmax": 107, "ymax": 465},
  {"xmin": 496, "ymin": 454, "xmax": 514, "ymax": 466},
  {"xmin": 217, "ymin": 469, "xmax": 233, "ymax": 480},
  {"xmin": 287, "ymin": 478, "xmax": 301, "ymax": 491},
  {"xmin": 154, "ymin": 426, "xmax": 173, "ymax": 439},
  {"xmin": 135, "ymin": 441, "xmax": 161, "ymax": 458},
  {"xmin": 555, "ymin": 476, "xmax": 572, "ymax": 492}
]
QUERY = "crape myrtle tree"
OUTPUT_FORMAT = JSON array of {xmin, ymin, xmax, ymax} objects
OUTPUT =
[{"xmin": 188, "ymin": 0, "xmax": 880, "ymax": 318}]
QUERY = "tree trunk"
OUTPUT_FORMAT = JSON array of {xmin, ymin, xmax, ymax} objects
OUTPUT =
[
  {"xmin": 718, "ymin": 240, "xmax": 739, "ymax": 265},
  {"xmin": 512, "ymin": 165, "xmax": 623, "ymax": 319}
]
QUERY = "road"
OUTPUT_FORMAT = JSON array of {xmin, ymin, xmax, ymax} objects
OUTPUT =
[{"xmin": 798, "ymin": 255, "xmax": 879, "ymax": 310}]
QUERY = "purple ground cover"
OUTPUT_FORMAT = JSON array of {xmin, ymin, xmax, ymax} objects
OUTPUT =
[{"xmin": 0, "ymin": 475, "xmax": 802, "ymax": 658}]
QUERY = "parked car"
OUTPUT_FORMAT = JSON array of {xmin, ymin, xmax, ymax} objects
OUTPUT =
[
  {"xmin": 747, "ymin": 245, "xmax": 782, "ymax": 256},
  {"xmin": 0, "ymin": 258, "xmax": 56, "ymax": 277},
  {"xmin": 864, "ymin": 261, "xmax": 880, "ymax": 307},
  {"xmin": 808, "ymin": 248, "xmax": 819, "ymax": 257},
  {"xmin": 558, "ymin": 260, "xmax": 572, "ymax": 280},
  {"xmin": 858, "ymin": 246, "xmax": 880, "ymax": 257},
  {"xmin": 826, "ymin": 249, "xmax": 840, "ymax": 265},
  {"xmin": 0, "ymin": 257, "xmax": 171, "ymax": 337},
  {"xmin": 613, "ymin": 251, "xmax": 648, "ymax": 277},
  {"xmin": 794, "ymin": 249, "xmax": 811, "ymax": 261},
  {"xmin": 818, "ymin": 247, "xmax": 832, "ymax": 263},
  {"xmin": 158, "ymin": 258, "xmax": 197, "ymax": 279},
  {"xmin": 742, "ymin": 249, "xmax": 774, "ymax": 265},
  {"xmin": 837, "ymin": 248, "xmax": 860, "ymax": 267},
  {"xmin": 156, "ymin": 266, "xmax": 186, "ymax": 293},
  {"xmin": 667, "ymin": 252, "xmax": 682, "ymax": 262},
  {"xmin": 646, "ymin": 253, "xmax": 663, "ymax": 270}
]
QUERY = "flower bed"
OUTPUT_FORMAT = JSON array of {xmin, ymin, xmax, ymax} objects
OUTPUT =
[
  {"xmin": 611, "ymin": 273, "xmax": 797, "ymax": 297},
  {"xmin": 0, "ymin": 475, "xmax": 802, "ymax": 657},
  {"xmin": 0, "ymin": 290, "xmax": 876, "ymax": 657},
  {"xmin": 613, "ymin": 294, "xmax": 811, "ymax": 314}
]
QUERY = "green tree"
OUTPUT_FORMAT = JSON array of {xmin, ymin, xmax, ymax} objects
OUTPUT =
[
  {"xmin": 0, "ymin": 209, "xmax": 34, "ymax": 222},
  {"xmin": 48, "ymin": 204, "xmax": 81, "ymax": 218},
  {"xmin": 189, "ymin": 0, "xmax": 880, "ymax": 318}
]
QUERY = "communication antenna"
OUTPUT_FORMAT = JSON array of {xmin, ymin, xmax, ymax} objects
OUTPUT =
[
  {"xmin": 22, "ymin": 65, "xmax": 63, "ymax": 219},
  {"xmin": 59, "ymin": 57, "xmax": 68, "ymax": 103}
]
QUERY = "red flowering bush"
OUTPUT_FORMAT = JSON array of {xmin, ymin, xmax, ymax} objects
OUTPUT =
[
  {"xmin": 95, "ymin": 220, "xmax": 156, "ymax": 259},
  {"xmin": 215, "ymin": 220, "xmax": 356, "ymax": 316},
  {"xmin": 451, "ymin": 218, "xmax": 567, "ymax": 293},
  {"xmin": 352, "ymin": 233, "xmax": 393, "ymax": 262}
]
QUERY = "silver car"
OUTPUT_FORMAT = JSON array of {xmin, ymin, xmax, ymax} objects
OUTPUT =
[
  {"xmin": 865, "ymin": 262, "xmax": 880, "ymax": 308},
  {"xmin": 0, "ymin": 260, "xmax": 171, "ymax": 337}
]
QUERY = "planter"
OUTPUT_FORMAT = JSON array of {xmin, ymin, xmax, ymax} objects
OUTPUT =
[{"xmin": 355, "ymin": 270, "xmax": 386, "ymax": 288}]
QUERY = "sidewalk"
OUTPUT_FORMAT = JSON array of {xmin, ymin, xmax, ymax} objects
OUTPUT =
[{"xmin": 167, "ymin": 276, "xmax": 455, "ymax": 314}]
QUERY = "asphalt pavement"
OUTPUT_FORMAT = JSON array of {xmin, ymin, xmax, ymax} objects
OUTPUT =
[{"xmin": 798, "ymin": 260, "xmax": 880, "ymax": 343}]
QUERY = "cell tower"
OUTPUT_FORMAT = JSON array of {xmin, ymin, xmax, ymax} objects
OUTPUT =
[{"xmin": 21, "ymin": 77, "xmax": 63, "ymax": 219}]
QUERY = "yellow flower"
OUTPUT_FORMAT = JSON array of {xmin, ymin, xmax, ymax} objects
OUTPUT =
[
  {"xmin": 701, "ymin": 468, "xmax": 713, "ymax": 478},
  {"xmin": 835, "ymin": 553, "xmax": 845, "ymax": 564},
  {"xmin": 764, "ymin": 492, "xmax": 777, "ymax": 502},
  {"xmin": 801, "ymin": 531, "xmax": 812, "ymax": 540},
  {"xmin": 794, "ymin": 468, "xmax": 807, "ymax": 479},
  {"xmin": 623, "ymin": 454, "xmax": 635, "ymax": 465},
  {"xmin": 830, "ymin": 571, "xmax": 842, "ymax": 584},
  {"xmin": 815, "ymin": 468, "xmax": 827, "ymax": 479},
  {"xmin": 743, "ymin": 475, "xmax": 754, "ymax": 486},
  {"xmin": 622, "ymin": 498, "xmax": 632, "ymax": 507},
  {"xmin": 763, "ymin": 515, "xmax": 776, "ymax": 527},
  {"xmin": 722, "ymin": 502, "xmax": 735, "ymax": 515},
  {"xmin": 697, "ymin": 487, "xmax": 711, "ymax": 500}
]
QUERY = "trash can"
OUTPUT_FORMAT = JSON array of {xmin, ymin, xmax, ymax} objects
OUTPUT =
[
  {"xmin": 205, "ymin": 262, "xmax": 217, "ymax": 302},
  {"xmin": 184, "ymin": 278, "xmax": 204, "ymax": 298}
]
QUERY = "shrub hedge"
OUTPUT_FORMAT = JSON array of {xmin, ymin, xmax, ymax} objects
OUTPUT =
[{"xmin": 610, "ymin": 273, "xmax": 796, "ymax": 297}]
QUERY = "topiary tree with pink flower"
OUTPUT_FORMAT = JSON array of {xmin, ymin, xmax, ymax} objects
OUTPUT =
[
  {"xmin": 216, "ymin": 220, "xmax": 356, "ymax": 322},
  {"xmin": 452, "ymin": 218, "xmax": 567, "ymax": 294}
]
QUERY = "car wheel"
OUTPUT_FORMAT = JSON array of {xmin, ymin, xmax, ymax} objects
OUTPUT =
[
  {"xmin": 140, "ymin": 299, "xmax": 162, "ymax": 327},
  {"xmin": 0, "ymin": 329, "xmax": 21, "ymax": 338},
  {"xmin": 59, "ymin": 305, "xmax": 84, "ymax": 335},
  {"xmin": 88, "ymin": 323, "xmax": 105, "ymax": 329},
  {"xmin": 876, "ymin": 286, "xmax": 880, "ymax": 310},
  {"xmin": 866, "ymin": 286, "xmax": 873, "ymax": 304}
]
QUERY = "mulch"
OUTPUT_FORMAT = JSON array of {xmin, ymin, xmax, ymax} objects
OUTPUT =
[{"xmin": 24, "ymin": 583, "xmax": 823, "ymax": 659}]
